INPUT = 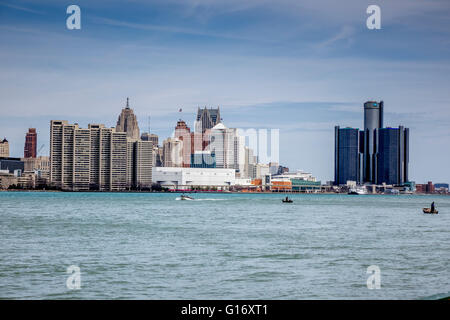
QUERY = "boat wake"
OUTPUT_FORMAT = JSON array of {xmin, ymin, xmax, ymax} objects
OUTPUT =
[{"xmin": 175, "ymin": 197, "xmax": 225, "ymax": 201}]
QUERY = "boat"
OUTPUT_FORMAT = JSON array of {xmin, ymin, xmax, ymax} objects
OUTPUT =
[
  {"xmin": 180, "ymin": 194, "xmax": 194, "ymax": 201},
  {"xmin": 348, "ymin": 187, "xmax": 368, "ymax": 195},
  {"xmin": 423, "ymin": 208, "xmax": 438, "ymax": 214},
  {"xmin": 282, "ymin": 197, "xmax": 293, "ymax": 203}
]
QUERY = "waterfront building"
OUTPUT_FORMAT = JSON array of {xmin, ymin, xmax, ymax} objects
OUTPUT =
[
  {"xmin": 24, "ymin": 128, "xmax": 37, "ymax": 158},
  {"xmin": 50, "ymin": 121, "xmax": 128, "ymax": 191},
  {"xmin": 363, "ymin": 101, "xmax": 383, "ymax": 183},
  {"xmin": 375, "ymin": 126, "xmax": 409, "ymax": 185},
  {"xmin": 141, "ymin": 132, "xmax": 158, "ymax": 147},
  {"xmin": 152, "ymin": 167, "xmax": 235, "ymax": 190},
  {"xmin": 195, "ymin": 106, "xmax": 221, "ymax": 133},
  {"xmin": 162, "ymin": 137, "xmax": 183, "ymax": 167},
  {"xmin": 131, "ymin": 139, "xmax": 153, "ymax": 189},
  {"xmin": 334, "ymin": 126, "xmax": 363, "ymax": 185},
  {"xmin": 22, "ymin": 156, "xmax": 50, "ymax": 179},
  {"xmin": 0, "ymin": 138, "xmax": 9, "ymax": 157},
  {"xmin": 335, "ymin": 101, "xmax": 410, "ymax": 186},
  {"xmin": 116, "ymin": 98, "xmax": 140, "ymax": 140}
]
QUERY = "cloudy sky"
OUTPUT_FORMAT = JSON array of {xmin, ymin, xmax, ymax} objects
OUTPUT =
[{"xmin": 1, "ymin": 0, "xmax": 449, "ymax": 183}]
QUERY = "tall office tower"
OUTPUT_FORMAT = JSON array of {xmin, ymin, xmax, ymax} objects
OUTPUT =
[
  {"xmin": 375, "ymin": 126, "xmax": 409, "ymax": 185},
  {"xmin": 174, "ymin": 120, "xmax": 192, "ymax": 167},
  {"xmin": 50, "ymin": 121, "xmax": 128, "ymax": 191},
  {"xmin": 141, "ymin": 132, "xmax": 158, "ymax": 147},
  {"xmin": 0, "ymin": 138, "xmax": 9, "ymax": 157},
  {"xmin": 363, "ymin": 101, "xmax": 384, "ymax": 183},
  {"xmin": 116, "ymin": 97, "xmax": 140, "ymax": 140},
  {"xmin": 195, "ymin": 106, "xmax": 221, "ymax": 133},
  {"xmin": 234, "ymin": 134, "xmax": 245, "ymax": 176},
  {"xmin": 24, "ymin": 128, "xmax": 37, "ymax": 158},
  {"xmin": 334, "ymin": 126, "xmax": 363, "ymax": 185},
  {"xmin": 162, "ymin": 137, "xmax": 183, "ymax": 167},
  {"xmin": 205, "ymin": 123, "xmax": 244, "ymax": 171},
  {"xmin": 244, "ymin": 146, "xmax": 257, "ymax": 179}
]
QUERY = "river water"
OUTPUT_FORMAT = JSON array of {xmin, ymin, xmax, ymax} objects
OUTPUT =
[{"xmin": 0, "ymin": 192, "xmax": 448, "ymax": 299}]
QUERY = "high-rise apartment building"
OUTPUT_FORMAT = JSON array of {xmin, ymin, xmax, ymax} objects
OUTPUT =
[
  {"xmin": 24, "ymin": 128, "xmax": 37, "ymax": 158},
  {"xmin": 0, "ymin": 138, "xmax": 9, "ymax": 157},
  {"xmin": 127, "ymin": 138, "xmax": 153, "ymax": 189},
  {"xmin": 375, "ymin": 126, "xmax": 409, "ymax": 185},
  {"xmin": 334, "ymin": 126, "xmax": 363, "ymax": 185},
  {"xmin": 116, "ymin": 98, "xmax": 140, "ymax": 140},
  {"xmin": 50, "ymin": 121, "xmax": 129, "ymax": 191}
]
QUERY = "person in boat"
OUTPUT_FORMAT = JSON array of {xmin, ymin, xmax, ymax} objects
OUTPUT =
[{"xmin": 431, "ymin": 202, "xmax": 435, "ymax": 212}]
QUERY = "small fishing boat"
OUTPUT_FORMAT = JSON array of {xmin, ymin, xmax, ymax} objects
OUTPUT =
[
  {"xmin": 282, "ymin": 197, "xmax": 293, "ymax": 203},
  {"xmin": 180, "ymin": 194, "xmax": 194, "ymax": 201},
  {"xmin": 423, "ymin": 208, "xmax": 438, "ymax": 214}
]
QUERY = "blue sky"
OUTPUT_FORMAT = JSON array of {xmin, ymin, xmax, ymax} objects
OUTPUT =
[{"xmin": 1, "ymin": 0, "xmax": 450, "ymax": 183}]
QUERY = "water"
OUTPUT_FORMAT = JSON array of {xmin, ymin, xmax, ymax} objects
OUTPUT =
[{"xmin": 0, "ymin": 192, "xmax": 449, "ymax": 299}]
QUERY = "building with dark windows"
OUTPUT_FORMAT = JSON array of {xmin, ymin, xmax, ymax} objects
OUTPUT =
[
  {"xmin": 24, "ymin": 128, "xmax": 37, "ymax": 158},
  {"xmin": 334, "ymin": 126, "xmax": 363, "ymax": 185},
  {"xmin": 191, "ymin": 151, "xmax": 216, "ymax": 168},
  {"xmin": 334, "ymin": 101, "xmax": 410, "ymax": 186},
  {"xmin": 0, "ymin": 157, "xmax": 24, "ymax": 174},
  {"xmin": 375, "ymin": 126, "xmax": 409, "ymax": 185},
  {"xmin": 363, "ymin": 101, "xmax": 383, "ymax": 183}
]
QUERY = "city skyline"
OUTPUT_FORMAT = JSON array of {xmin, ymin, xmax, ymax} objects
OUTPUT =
[{"xmin": 1, "ymin": 1, "xmax": 450, "ymax": 183}]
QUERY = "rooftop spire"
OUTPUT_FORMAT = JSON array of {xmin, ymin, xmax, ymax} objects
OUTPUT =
[{"xmin": 126, "ymin": 97, "xmax": 130, "ymax": 109}]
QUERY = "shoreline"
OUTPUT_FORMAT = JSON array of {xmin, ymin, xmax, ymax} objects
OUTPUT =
[{"xmin": 1, "ymin": 189, "xmax": 448, "ymax": 196}]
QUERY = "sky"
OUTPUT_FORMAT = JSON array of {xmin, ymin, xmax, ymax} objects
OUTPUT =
[{"xmin": 0, "ymin": 0, "xmax": 449, "ymax": 183}]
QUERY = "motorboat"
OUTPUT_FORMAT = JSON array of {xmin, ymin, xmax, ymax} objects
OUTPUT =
[
  {"xmin": 180, "ymin": 194, "xmax": 194, "ymax": 201},
  {"xmin": 282, "ymin": 197, "xmax": 293, "ymax": 203},
  {"xmin": 423, "ymin": 208, "xmax": 438, "ymax": 214}
]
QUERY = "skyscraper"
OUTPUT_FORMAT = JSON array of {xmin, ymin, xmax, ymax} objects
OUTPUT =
[
  {"xmin": 24, "ymin": 128, "xmax": 37, "ymax": 158},
  {"xmin": 162, "ymin": 137, "xmax": 183, "ymax": 167},
  {"xmin": 363, "ymin": 101, "xmax": 383, "ymax": 183},
  {"xmin": 195, "ymin": 107, "xmax": 221, "ymax": 133},
  {"xmin": 375, "ymin": 126, "xmax": 409, "ymax": 185},
  {"xmin": 334, "ymin": 100, "xmax": 409, "ymax": 186},
  {"xmin": 116, "ymin": 97, "xmax": 140, "ymax": 140},
  {"xmin": 50, "ymin": 121, "xmax": 128, "ymax": 191},
  {"xmin": 334, "ymin": 126, "xmax": 363, "ymax": 185}
]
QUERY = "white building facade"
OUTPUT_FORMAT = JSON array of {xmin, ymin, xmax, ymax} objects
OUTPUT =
[{"xmin": 152, "ymin": 167, "xmax": 235, "ymax": 190}]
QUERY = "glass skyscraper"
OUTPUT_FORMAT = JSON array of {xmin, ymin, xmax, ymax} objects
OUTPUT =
[
  {"xmin": 334, "ymin": 126, "xmax": 362, "ymax": 185},
  {"xmin": 375, "ymin": 126, "xmax": 409, "ymax": 185},
  {"xmin": 334, "ymin": 101, "xmax": 410, "ymax": 186}
]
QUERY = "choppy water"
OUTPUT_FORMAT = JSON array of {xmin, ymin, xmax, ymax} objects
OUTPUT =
[{"xmin": 0, "ymin": 192, "xmax": 449, "ymax": 299}]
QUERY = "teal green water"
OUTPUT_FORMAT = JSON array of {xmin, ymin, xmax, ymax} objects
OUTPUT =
[{"xmin": 0, "ymin": 192, "xmax": 449, "ymax": 299}]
